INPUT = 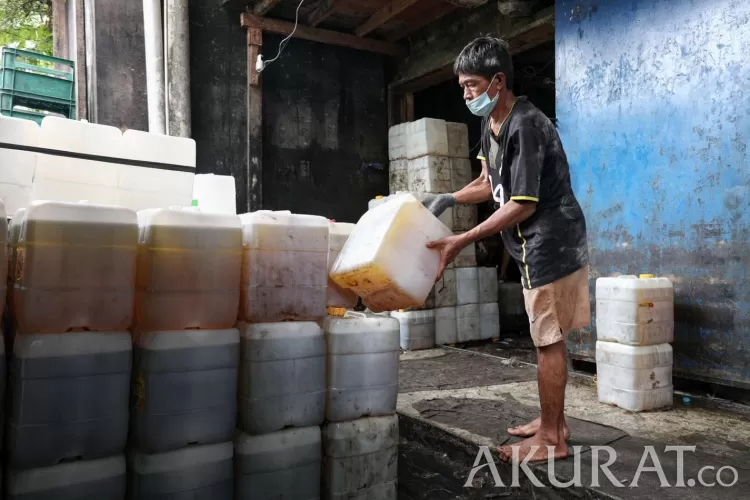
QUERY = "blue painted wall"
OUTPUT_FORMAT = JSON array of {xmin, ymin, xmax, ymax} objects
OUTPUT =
[{"xmin": 556, "ymin": 0, "xmax": 750, "ymax": 387}]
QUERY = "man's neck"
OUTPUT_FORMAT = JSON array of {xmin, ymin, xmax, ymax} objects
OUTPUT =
[{"xmin": 489, "ymin": 92, "xmax": 517, "ymax": 129}]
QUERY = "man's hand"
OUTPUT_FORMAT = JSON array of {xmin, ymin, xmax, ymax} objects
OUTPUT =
[
  {"xmin": 426, "ymin": 234, "xmax": 466, "ymax": 280},
  {"xmin": 421, "ymin": 194, "xmax": 456, "ymax": 218}
]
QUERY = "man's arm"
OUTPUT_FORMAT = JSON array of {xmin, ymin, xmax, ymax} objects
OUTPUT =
[
  {"xmin": 421, "ymin": 160, "xmax": 491, "ymax": 216},
  {"xmin": 426, "ymin": 200, "xmax": 536, "ymax": 279},
  {"xmin": 453, "ymin": 160, "xmax": 492, "ymax": 204},
  {"xmin": 458, "ymin": 199, "xmax": 535, "ymax": 245},
  {"xmin": 427, "ymin": 127, "xmax": 545, "ymax": 279}
]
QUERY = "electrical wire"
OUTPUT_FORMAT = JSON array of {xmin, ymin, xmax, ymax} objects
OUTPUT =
[{"xmin": 259, "ymin": 0, "xmax": 306, "ymax": 72}]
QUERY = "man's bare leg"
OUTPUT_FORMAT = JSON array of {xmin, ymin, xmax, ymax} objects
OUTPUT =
[
  {"xmin": 508, "ymin": 337, "xmax": 571, "ymax": 439},
  {"xmin": 498, "ymin": 339, "xmax": 569, "ymax": 462}
]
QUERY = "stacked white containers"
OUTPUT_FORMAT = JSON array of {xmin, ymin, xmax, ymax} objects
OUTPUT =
[
  {"xmin": 433, "ymin": 269, "xmax": 458, "ymax": 345},
  {"xmin": 7, "ymin": 201, "xmax": 135, "ymax": 499},
  {"xmin": 453, "ymin": 267, "xmax": 477, "ymax": 343},
  {"xmin": 0, "ymin": 116, "xmax": 36, "ymax": 213},
  {"xmin": 441, "ymin": 266, "xmax": 500, "ymax": 344},
  {"xmin": 595, "ymin": 275, "xmax": 675, "ymax": 412},
  {"xmin": 478, "ymin": 267, "xmax": 500, "ymax": 340},
  {"xmin": 235, "ymin": 211, "xmax": 329, "ymax": 499},
  {"xmin": 381, "ymin": 121, "xmax": 480, "ymax": 348},
  {"xmin": 387, "ymin": 123, "xmax": 408, "ymax": 193},
  {"xmin": 30, "ymin": 117, "xmax": 196, "ymax": 211},
  {"xmin": 129, "ymin": 208, "xmax": 241, "ymax": 499},
  {"xmin": 322, "ymin": 312, "xmax": 400, "ymax": 499},
  {"xmin": 119, "ymin": 129, "xmax": 196, "ymax": 210}
]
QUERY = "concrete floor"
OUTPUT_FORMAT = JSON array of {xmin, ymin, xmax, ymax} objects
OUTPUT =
[{"xmin": 397, "ymin": 347, "xmax": 750, "ymax": 499}]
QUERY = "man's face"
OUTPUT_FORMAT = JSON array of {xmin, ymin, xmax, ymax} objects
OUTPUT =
[{"xmin": 458, "ymin": 73, "xmax": 501, "ymax": 102}]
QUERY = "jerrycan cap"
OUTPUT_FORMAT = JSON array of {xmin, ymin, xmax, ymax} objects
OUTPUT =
[
  {"xmin": 639, "ymin": 274, "xmax": 655, "ymax": 279},
  {"xmin": 327, "ymin": 307, "xmax": 346, "ymax": 317},
  {"xmin": 375, "ymin": 195, "xmax": 384, "ymax": 200}
]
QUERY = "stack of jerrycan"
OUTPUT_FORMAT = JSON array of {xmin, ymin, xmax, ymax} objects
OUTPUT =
[
  {"xmin": 595, "ymin": 275, "xmax": 675, "ymax": 412},
  {"xmin": 379, "ymin": 121, "xmax": 478, "ymax": 350},
  {"xmin": 128, "ymin": 207, "xmax": 241, "ymax": 499},
  {"xmin": 321, "ymin": 311, "xmax": 400, "ymax": 500},
  {"xmin": 234, "ymin": 210, "xmax": 329, "ymax": 499},
  {"xmin": 478, "ymin": 267, "xmax": 500, "ymax": 340},
  {"xmin": 326, "ymin": 224, "xmax": 400, "ymax": 500},
  {"xmin": 452, "ymin": 266, "xmax": 501, "ymax": 344},
  {"xmin": 7, "ymin": 201, "xmax": 136, "ymax": 499}
]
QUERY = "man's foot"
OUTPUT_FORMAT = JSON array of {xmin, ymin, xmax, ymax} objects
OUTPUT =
[
  {"xmin": 497, "ymin": 432, "xmax": 569, "ymax": 463},
  {"xmin": 508, "ymin": 417, "xmax": 571, "ymax": 440}
]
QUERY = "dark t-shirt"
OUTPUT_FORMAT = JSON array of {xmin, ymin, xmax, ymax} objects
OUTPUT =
[{"xmin": 477, "ymin": 97, "xmax": 588, "ymax": 289}]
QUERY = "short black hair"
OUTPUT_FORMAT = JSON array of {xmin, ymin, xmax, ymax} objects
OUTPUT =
[{"xmin": 453, "ymin": 36, "xmax": 514, "ymax": 89}]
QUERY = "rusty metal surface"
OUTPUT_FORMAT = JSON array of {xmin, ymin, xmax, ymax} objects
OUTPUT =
[{"xmin": 557, "ymin": 0, "xmax": 750, "ymax": 387}]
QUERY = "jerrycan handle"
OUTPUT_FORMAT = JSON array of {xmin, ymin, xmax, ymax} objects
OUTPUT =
[{"xmin": 343, "ymin": 311, "xmax": 367, "ymax": 319}]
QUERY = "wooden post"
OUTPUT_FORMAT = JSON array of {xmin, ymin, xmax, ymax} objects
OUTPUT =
[
  {"xmin": 389, "ymin": 90, "xmax": 415, "ymax": 126},
  {"xmin": 404, "ymin": 92, "xmax": 414, "ymax": 122},
  {"xmin": 51, "ymin": 0, "xmax": 69, "ymax": 72},
  {"xmin": 247, "ymin": 27, "xmax": 263, "ymax": 212}
]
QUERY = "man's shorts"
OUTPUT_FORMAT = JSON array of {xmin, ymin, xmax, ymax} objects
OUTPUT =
[{"xmin": 522, "ymin": 266, "xmax": 591, "ymax": 348}]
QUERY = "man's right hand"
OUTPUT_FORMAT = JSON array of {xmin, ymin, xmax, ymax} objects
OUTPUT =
[{"xmin": 421, "ymin": 194, "xmax": 456, "ymax": 218}]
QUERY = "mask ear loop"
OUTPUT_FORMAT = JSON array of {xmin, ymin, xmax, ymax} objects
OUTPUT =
[
  {"xmin": 465, "ymin": 73, "xmax": 503, "ymax": 157},
  {"xmin": 469, "ymin": 74, "xmax": 501, "ymax": 155}
]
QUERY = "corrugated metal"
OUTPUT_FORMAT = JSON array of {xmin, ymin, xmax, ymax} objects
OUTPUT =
[{"xmin": 556, "ymin": 0, "xmax": 750, "ymax": 387}]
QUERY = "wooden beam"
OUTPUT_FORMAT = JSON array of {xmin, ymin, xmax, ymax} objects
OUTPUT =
[
  {"xmin": 385, "ymin": 0, "xmax": 457, "ymax": 42},
  {"xmin": 222, "ymin": 0, "xmax": 283, "ymax": 14},
  {"xmin": 241, "ymin": 13, "xmax": 407, "ymax": 56},
  {"xmin": 390, "ymin": 8, "xmax": 555, "ymax": 92},
  {"xmin": 252, "ymin": 0, "xmax": 284, "ymax": 15},
  {"xmin": 307, "ymin": 0, "xmax": 344, "ymax": 27},
  {"xmin": 246, "ymin": 28, "xmax": 263, "ymax": 211},
  {"xmin": 355, "ymin": 0, "xmax": 421, "ymax": 37},
  {"xmin": 506, "ymin": 11, "xmax": 555, "ymax": 55},
  {"xmin": 393, "ymin": 65, "xmax": 454, "ymax": 93}
]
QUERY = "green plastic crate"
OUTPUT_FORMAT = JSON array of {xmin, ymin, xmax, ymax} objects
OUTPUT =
[{"xmin": 0, "ymin": 48, "xmax": 76, "ymax": 118}]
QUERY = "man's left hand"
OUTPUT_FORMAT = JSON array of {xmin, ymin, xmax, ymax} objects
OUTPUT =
[{"xmin": 426, "ymin": 234, "xmax": 466, "ymax": 280}]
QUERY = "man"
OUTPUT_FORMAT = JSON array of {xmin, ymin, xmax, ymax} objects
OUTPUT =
[{"xmin": 422, "ymin": 37, "xmax": 590, "ymax": 463}]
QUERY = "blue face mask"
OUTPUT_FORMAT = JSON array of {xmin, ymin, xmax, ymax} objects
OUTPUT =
[{"xmin": 466, "ymin": 76, "xmax": 499, "ymax": 117}]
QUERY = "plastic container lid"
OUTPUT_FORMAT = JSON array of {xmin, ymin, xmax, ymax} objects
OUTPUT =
[
  {"xmin": 328, "ymin": 307, "xmax": 347, "ymax": 317},
  {"xmin": 137, "ymin": 207, "xmax": 241, "ymax": 229},
  {"xmin": 24, "ymin": 200, "xmax": 138, "ymax": 225}
]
